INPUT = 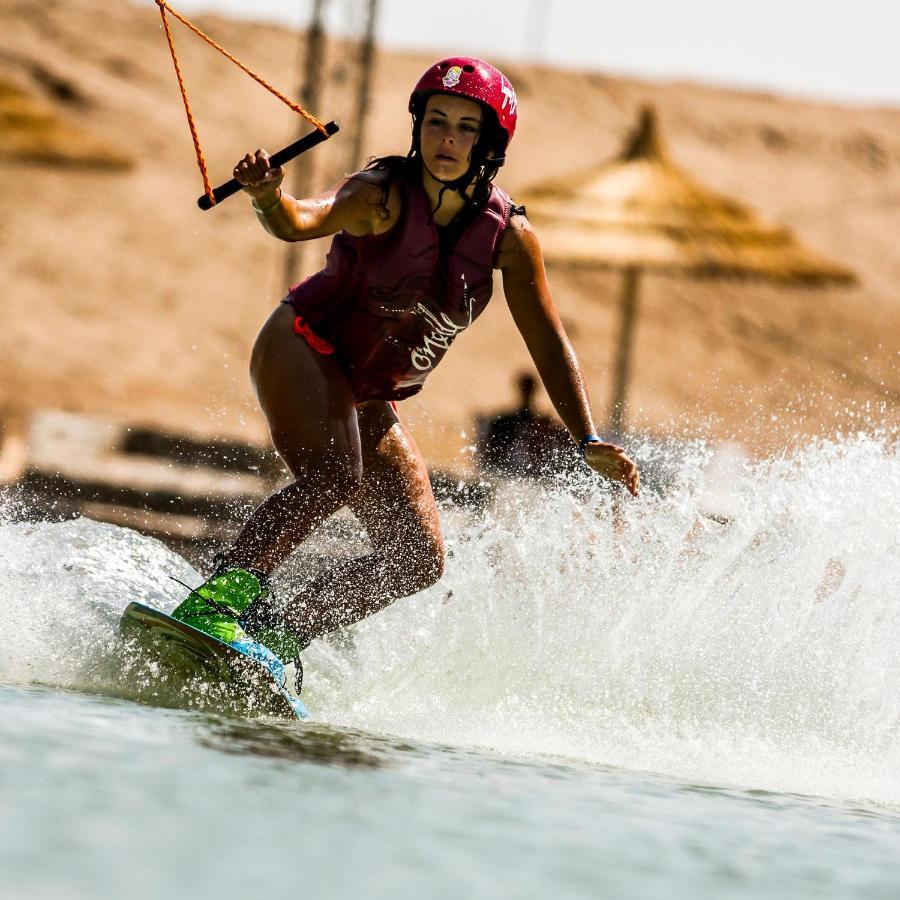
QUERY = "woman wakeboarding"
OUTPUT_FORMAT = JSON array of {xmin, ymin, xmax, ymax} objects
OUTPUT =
[{"xmin": 171, "ymin": 58, "xmax": 640, "ymax": 685}]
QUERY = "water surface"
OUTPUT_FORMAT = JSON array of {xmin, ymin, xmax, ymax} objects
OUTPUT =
[{"xmin": 2, "ymin": 434, "xmax": 899, "ymax": 897}]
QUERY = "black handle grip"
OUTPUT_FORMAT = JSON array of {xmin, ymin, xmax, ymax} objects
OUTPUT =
[{"xmin": 197, "ymin": 120, "xmax": 339, "ymax": 210}]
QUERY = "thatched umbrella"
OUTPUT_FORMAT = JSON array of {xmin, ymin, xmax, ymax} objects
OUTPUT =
[{"xmin": 522, "ymin": 106, "xmax": 856, "ymax": 433}]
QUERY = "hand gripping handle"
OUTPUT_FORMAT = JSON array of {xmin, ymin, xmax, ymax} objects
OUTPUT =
[{"xmin": 197, "ymin": 120, "xmax": 339, "ymax": 210}]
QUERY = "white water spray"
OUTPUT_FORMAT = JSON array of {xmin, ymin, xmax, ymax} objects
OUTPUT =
[{"xmin": 1, "ymin": 434, "xmax": 898, "ymax": 806}]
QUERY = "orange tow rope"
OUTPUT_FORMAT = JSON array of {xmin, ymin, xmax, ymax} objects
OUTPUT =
[{"xmin": 155, "ymin": 0, "xmax": 328, "ymax": 207}]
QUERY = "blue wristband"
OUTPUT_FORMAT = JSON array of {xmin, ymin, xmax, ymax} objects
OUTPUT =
[{"xmin": 579, "ymin": 434, "xmax": 602, "ymax": 457}]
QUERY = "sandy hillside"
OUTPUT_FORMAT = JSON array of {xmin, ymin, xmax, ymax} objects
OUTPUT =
[{"xmin": 2, "ymin": 0, "xmax": 899, "ymax": 471}]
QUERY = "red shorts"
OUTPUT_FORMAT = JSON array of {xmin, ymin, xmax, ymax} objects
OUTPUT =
[
  {"xmin": 284, "ymin": 302, "xmax": 397, "ymax": 412},
  {"xmin": 292, "ymin": 313, "xmax": 335, "ymax": 356}
]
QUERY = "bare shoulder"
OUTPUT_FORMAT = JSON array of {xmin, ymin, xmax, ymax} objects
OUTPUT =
[
  {"xmin": 496, "ymin": 212, "xmax": 543, "ymax": 271},
  {"xmin": 343, "ymin": 166, "xmax": 390, "ymax": 198},
  {"xmin": 338, "ymin": 168, "xmax": 402, "ymax": 236}
]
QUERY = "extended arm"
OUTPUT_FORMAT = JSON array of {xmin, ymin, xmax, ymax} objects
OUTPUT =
[
  {"xmin": 498, "ymin": 216, "xmax": 639, "ymax": 496},
  {"xmin": 232, "ymin": 149, "xmax": 390, "ymax": 242}
]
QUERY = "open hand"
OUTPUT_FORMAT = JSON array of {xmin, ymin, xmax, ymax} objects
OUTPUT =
[
  {"xmin": 583, "ymin": 441, "xmax": 640, "ymax": 497},
  {"xmin": 233, "ymin": 149, "xmax": 285, "ymax": 202}
]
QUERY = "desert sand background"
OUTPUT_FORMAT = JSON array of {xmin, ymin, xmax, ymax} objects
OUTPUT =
[{"xmin": 2, "ymin": 0, "xmax": 899, "ymax": 473}]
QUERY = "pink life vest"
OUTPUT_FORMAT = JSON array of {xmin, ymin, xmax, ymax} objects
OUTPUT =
[{"xmin": 288, "ymin": 179, "xmax": 514, "ymax": 401}]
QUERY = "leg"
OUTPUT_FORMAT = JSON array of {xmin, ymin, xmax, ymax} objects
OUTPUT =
[
  {"xmin": 224, "ymin": 303, "xmax": 362, "ymax": 574},
  {"xmin": 283, "ymin": 401, "xmax": 445, "ymax": 640}
]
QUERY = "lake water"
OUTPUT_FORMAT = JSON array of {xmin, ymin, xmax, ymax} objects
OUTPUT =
[{"xmin": 2, "ymin": 434, "xmax": 899, "ymax": 898}]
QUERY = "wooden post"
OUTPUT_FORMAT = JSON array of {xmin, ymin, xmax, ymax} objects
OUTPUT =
[
  {"xmin": 282, "ymin": 0, "xmax": 328, "ymax": 288},
  {"xmin": 608, "ymin": 266, "xmax": 640, "ymax": 435},
  {"xmin": 349, "ymin": 0, "xmax": 378, "ymax": 170}
]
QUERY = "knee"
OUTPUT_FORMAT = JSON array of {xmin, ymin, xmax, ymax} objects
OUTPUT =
[{"xmin": 408, "ymin": 536, "xmax": 445, "ymax": 591}]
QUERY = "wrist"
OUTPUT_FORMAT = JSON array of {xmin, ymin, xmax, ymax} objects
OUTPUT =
[
  {"xmin": 252, "ymin": 188, "xmax": 283, "ymax": 212},
  {"xmin": 578, "ymin": 433, "xmax": 602, "ymax": 457}
]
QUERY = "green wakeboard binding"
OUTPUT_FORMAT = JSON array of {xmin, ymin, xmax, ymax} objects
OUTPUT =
[{"xmin": 171, "ymin": 556, "xmax": 309, "ymax": 694}]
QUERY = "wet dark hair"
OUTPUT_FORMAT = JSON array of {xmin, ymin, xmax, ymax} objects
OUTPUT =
[
  {"xmin": 357, "ymin": 93, "xmax": 506, "ymax": 223},
  {"xmin": 356, "ymin": 154, "xmax": 417, "ymax": 221}
]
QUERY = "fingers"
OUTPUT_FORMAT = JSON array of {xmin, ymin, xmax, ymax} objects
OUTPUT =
[
  {"xmin": 620, "ymin": 455, "xmax": 640, "ymax": 497},
  {"xmin": 610, "ymin": 449, "xmax": 639, "ymax": 496},
  {"xmin": 583, "ymin": 443, "xmax": 640, "ymax": 497},
  {"xmin": 232, "ymin": 149, "xmax": 281, "ymax": 187}
]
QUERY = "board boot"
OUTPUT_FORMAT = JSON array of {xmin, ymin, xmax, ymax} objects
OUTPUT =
[{"xmin": 171, "ymin": 561, "xmax": 309, "ymax": 693}]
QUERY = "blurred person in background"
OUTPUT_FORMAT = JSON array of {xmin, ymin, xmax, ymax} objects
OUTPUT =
[
  {"xmin": 476, "ymin": 372, "xmax": 573, "ymax": 478},
  {"xmin": 170, "ymin": 58, "xmax": 639, "ymax": 684}
]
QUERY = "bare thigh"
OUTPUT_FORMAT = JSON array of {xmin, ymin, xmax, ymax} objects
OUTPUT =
[
  {"xmin": 225, "ymin": 303, "xmax": 364, "ymax": 572},
  {"xmin": 351, "ymin": 402, "xmax": 445, "ymax": 582},
  {"xmin": 250, "ymin": 302, "xmax": 360, "ymax": 480}
]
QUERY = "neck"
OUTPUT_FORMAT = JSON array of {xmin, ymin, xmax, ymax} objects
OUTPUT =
[{"xmin": 420, "ymin": 165, "xmax": 475, "ymax": 225}]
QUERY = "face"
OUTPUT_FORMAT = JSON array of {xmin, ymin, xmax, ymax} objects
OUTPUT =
[{"xmin": 419, "ymin": 94, "xmax": 484, "ymax": 182}]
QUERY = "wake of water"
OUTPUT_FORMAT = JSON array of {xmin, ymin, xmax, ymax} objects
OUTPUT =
[{"xmin": 1, "ymin": 434, "xmax": 898, "ymax": 807}]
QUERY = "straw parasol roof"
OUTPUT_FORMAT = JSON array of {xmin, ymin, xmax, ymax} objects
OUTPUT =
[
  {"xmin": 524, "ymin": 106, "xmax": 855, "ymax": 284},
  {"xmin": 521, "ymin": 106, "xmax": 856, "ymax": 433}
]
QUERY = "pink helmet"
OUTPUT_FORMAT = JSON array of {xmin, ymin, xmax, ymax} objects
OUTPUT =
[{"xmin": 409, "ymin": 57, "xmax": 518, "ymax": 152}]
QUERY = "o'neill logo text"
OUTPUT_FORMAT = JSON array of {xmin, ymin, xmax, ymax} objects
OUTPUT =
[{"xmin": 410, "ymin": 299, "xmax": 474, "ymax": 372}]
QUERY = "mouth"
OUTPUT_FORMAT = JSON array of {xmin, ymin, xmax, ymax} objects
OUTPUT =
[{"xmin": 435, "ymin": 153, "xmax": 457, "ymax": 162}]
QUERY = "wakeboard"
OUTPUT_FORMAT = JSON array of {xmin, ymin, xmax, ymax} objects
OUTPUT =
[{"xmin": 119, "ymin": 602, "xmax": 309, "ymax": 720}]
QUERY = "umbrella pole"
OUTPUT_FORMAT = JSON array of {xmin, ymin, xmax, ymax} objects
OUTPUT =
[{"xmin": 608, "ymin": 266, "xmax": 640, "ymax": 436}]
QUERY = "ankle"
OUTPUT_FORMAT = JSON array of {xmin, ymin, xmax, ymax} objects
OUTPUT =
[
  {"xmin": 282, "ymin": 603, "xmax": 316, "ymax": 643},
  {"xmin": 211, "ymin": 551, "xmax": 270, "ymax": 584}
]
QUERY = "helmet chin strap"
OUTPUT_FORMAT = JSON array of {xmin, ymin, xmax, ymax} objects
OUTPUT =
[
  {"xmin": 421, "ymin": 150, "xmax": 507, "ymax": 216},
  {"xmin": 420, "ymin": 158, "xmax": 477, "ymax": 222},
  {"xmin": 421, "ymin": 159, "xmax": 475, "ymax": 193},
  {"xmin": 421, "ymin": 154, "xmax": 506, "ymax": 188}
]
